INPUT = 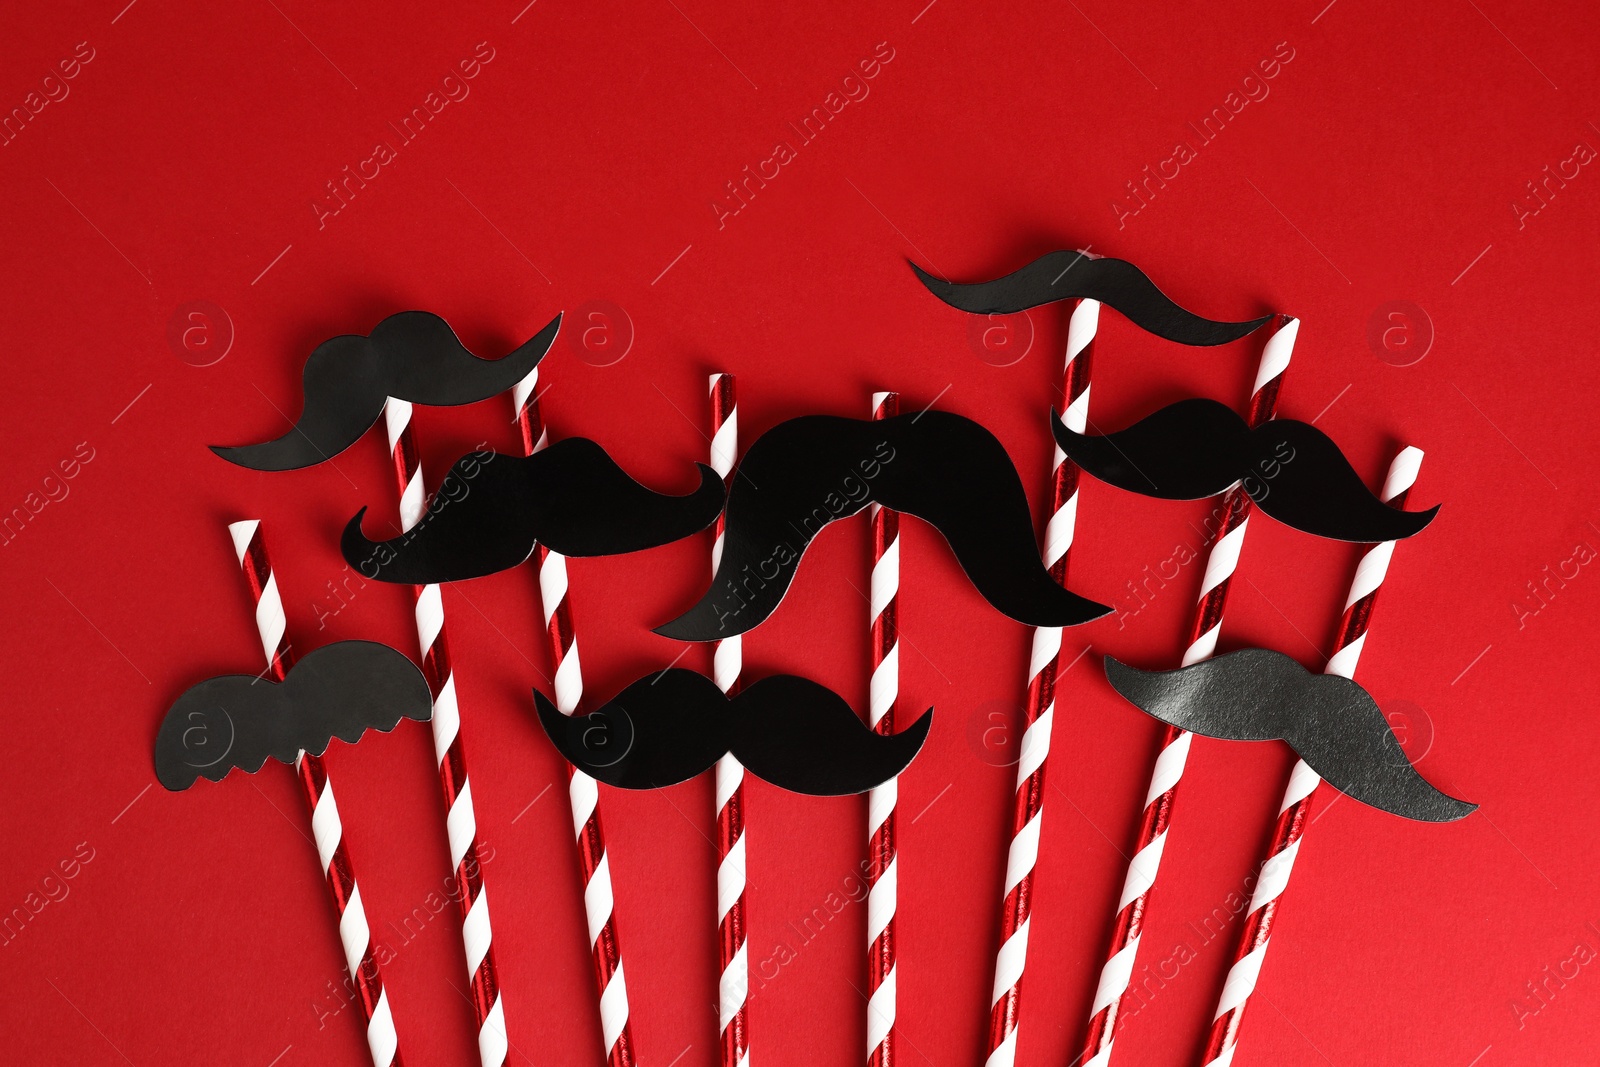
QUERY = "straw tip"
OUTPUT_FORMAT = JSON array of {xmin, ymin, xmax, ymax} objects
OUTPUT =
[
  {"xmin": 226, "ymin": 520, "xmax": 259, "ymax": 562},
  {"xmin": 1384, "ymin": 445, "xmax": 1426, "ymax": 499}
]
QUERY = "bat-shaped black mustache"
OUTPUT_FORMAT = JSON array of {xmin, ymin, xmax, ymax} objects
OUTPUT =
[
  {"xmin": 340, "ymin": 441, "xmax": 725, "ymax": 582},
  {"xmin": 1052, "ymin": 399, "xmax": 1440, "ymax": 543},
  {"xmin": 912, "ymin": 251, "xmax": 1271, "ymax": 346},
  {"xmin": 534, "ymin": 669, "xmax": 933, "ymax": 796},
  {"xmin": 655, "ymin": 412, "xmax": 1111, "ymax": 642},
  {"xmin": 1104, "ymin": 650, "xmax": 1475, "ymax": 823},
  {"xmin": 211, "ymin": 311, "xmax": 560, "ymax": 471},
  {"xmin": 155, "ymin": 641, "xmax": 432, "ymax": 791}
]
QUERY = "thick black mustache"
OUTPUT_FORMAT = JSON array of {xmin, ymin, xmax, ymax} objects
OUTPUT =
[
  {"xmin": 655, "ymin": 412, "xmax": 1111, "ymax": 642},
  {"xmin": 341, "ymin": 440, "xmax": 726, "ymax": 582},
  {"xmin": 155, "ymin": 641, "xmax": 432, "ymax": 791},
  {"xmin": 913, "ymin": 251, "xmax": 1271, "ymax": 346},
  {"xmin": 534, "ymin": 669, "xmax": 933, "ymax": 796},
  {"xmin": 1104, "ymin": 650, "xmax": 1475, "ymax": 822},
  {"xmin": 211, "ymin": 311, "xmax": 560, "ymax": 471},
  {"xmin": 1052, "ymin": 398, "xmax": 1440, "ymax": 543}
]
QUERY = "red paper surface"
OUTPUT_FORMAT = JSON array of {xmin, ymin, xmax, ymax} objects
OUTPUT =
[{"xmin": 2, "ymin": 1, "xmax": 1596, "ymax": 1064}]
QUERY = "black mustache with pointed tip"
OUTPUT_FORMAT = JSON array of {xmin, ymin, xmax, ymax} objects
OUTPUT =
[
  {"xmin": 341, "ymin": 440, "xmax": 726, "ymax": 583},
  {"xmin": 913, "ymin": 251, "xmax": 1271, "ymax": 346},
  {"xmin": 155, "ymin": 641, "xmax": 432, "ymax": 791},
  {"xmin": 535, "ymin": 668, "xmax": 933, "ymax": 796},
  {"xmin": 1052, "ymin": 398, "xmax": 1440, "ymax": 543},
  {"xmin": 655, "ymin": 411, "xmax": 1111, "ymax": 642},
  {"xmin": 211, "ymin": 311, "xmax": 560, "ymax": 471},
  {"xmin": 1104, "ymin": 649, "xmax": 1475, "ymax": 822}
]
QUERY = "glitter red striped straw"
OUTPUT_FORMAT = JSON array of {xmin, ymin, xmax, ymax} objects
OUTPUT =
[
  {"xmin": 1199, "ymin": 445, "xmax": 1423, "ymax": 1067},
  {"xmin": 511, "ymin": 369, "xmax": 639, "ymax": 1067},
  {"xmin": 867, "ymin": 390, "xmax": 901, "ymax": 1067},
  {"xmin": 984, "ymin": 298, "xmax": 1098, "ymax": 1067},
  {"xmin": 1077, "ymin": 315, "xmax": 1299, "ymax": 1067},
  {"xmin": 707, "ymin": 372, "xmax": 751, "ymax": 1067},
  {"xmin": 226, "ymin": 519, "xmax": 403, "ymax": 1067},
  {"xmin": 383, "ymin": 400, "xmax": 508, "ymax": 1066}
]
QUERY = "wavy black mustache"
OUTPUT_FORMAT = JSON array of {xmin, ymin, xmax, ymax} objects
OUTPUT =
[
  {"xmin": 1052, "ymin": 398, "xmax": 1440, "ymax": 543},
  {"xmin": 341, "ymin": 440, "xmax": 725, "ymax": 582},
  {"xmin": 535, "ymin": 669, "xmax": 932, "ymax": 795},
  {"xmin": 155, "ymin": 641, "xmax": 432, "ymax": 791},
  {"xmin": 1104, "ymin": 650, "xmax": 1475, "ymax": 822},
  {"xmin": 212, "ymin": 311, "xmax": 560, "ymax": 471},
  {"xmin": 913, "ymin": 251, "xmax": 1271, "ymax": 346},
  {"xmin": 655, "ymin": 412, "xmax": 1111, "ymax": 642}
]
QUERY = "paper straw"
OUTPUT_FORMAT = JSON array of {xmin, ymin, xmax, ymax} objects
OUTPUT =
[
  {"xmin": 1077, "ymin": 316, "xmax": 1299, "ymax": 1067},
  {"xmin": 512, "ymin": 371, "xmax": 639, "ymax": 1067},
  {"xmin": 867, "ymin": 391, "xmax": 901, "ymax": 1067},
  {"xmin": 984, "ymin": 297, "xmax": 1099, "ymax": 1067},
  {"xmin": 383, "ymin": 400, "xmax": 508, "ymax": 1067},
  {"xmin": 708, "ymin": 372, "xmax": 751, "ymax": 1067},
  {"xmin": 226, "ymin": 519, "xmax": 403, "ymax": 1067},
  {"xmin": 1200, "ymin": 445, "xmax": 1422, "ymax": 1067}
]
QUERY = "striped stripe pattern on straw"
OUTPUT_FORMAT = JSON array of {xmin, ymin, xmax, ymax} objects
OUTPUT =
[
  {"xmin": 227, "ymin": 520, "xmax": 402, "ymax": 1067},
  {"xmin": 985, "ymin": 297, "xmax": 1098, "ymax": 1067},
  {"xmin": 383, "ymin": 400, "xmax": 508, "ymax": 1067},
  {"xmin": 1200, "ymin": 445, "xmax": 1422, "ymax": 1067},
  {"xmin": 1077, "ymin": 315, "xmax": 1298, "ymax": 1067},
  {"xmin": 867, "ymin": 390, "xmax": 901, "ymax": 1067},
  {"xmin": 709, "ymin": 372, "xmax": 751, "ymax": 1067},
  {"xmin": 514, "ymin": 373, "xmax": 638, "ymax": 1067}
]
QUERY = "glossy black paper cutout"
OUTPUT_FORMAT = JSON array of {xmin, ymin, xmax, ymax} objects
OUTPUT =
[
  {"xmin": 211, "ymin": 311, "xmax": 561, "ymax": 471},
  {"xmin": 655, "ymin": 412, "xmax": 1111, "ymax": 642},
  {"xmin": 1104, "ymin": 650, "xmax": 1475, "ymax": 822},
  {"xmin": 534, "ymin": 669, "xmax": 933, "ymax": 796},
  {"xmin": 1051, "ymin": 399, "xmax": 1440, "ymax": 543},
  {"xmin": 913, "ymin": 251, "xmax": 1271, "ymax": 346},
  {"xmin": 341, "ymin": 440, "xmax": 725, "ymax": 582},
  {"xmin": 155, "ymin": 641, "xmax": 432, "ymax": 791}
]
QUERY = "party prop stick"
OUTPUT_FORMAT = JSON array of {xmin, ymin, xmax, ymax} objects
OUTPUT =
[
  {"xmin": 707, "ymin": 373, "xmax": 751, "ymax": 1067},
  {"xmin": 383, "ymin": 400, "xmax": 508, "ymax": 1067},
  {"xmin": 867, "ymin": 391, "xmax": 901, "ymax": 1067},
  {"xmin": 1199, "ymin": 446, "xmax": 1422, "ymax": 1067},
  {"xmin": 226, "ymin": 519, "xmax": 404, "ymax": 1067},
  {"xmin": 155, "ymin": 641, "xmax": 432, "ymax": 790},
  {"xmin": 512, "ymin": 371, "xmax": 639, "ymax": 1067},
  {"xmin": 984, "ymin": 298, "xmax": 1098, "ymax": 1067},
  {"xmin": 656, "ymin": 411, "xmax": 1111, "ymax": 642},
  {"xmin": 536, "ymin": 669, "xmax": 932, "ymax": 793},
  {"xmin": 1104, "ymin": 648, "xmax": 1471, "ymax": 822},
  {"xmin": 1049, "ymin": 400, "xmax": 1437, "ymax": 543},
  {"xmin": 1077, "ymin": 315, "xmax": 1298, "ymax": 1067}
]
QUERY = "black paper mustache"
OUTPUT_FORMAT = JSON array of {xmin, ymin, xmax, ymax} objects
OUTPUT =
[
  {"xmin": 1104, "ymin": 650, "xmax": 1475, "ymax": 822},
  {"xmin": 913, "ymin": 251, "xmax": 1271, "ymax": 346},
  {"xmin": 1052, "ymin": 399, "xmax": 1440, "ymax": 543},
  {"xmin": 534, "ymin": 669, "xmax": 933, "ymax": 795},
  {"xmin": 212, "ymin": 311, "xmax": 560, "ymax": 471},
  {"xmin": 155, "ymin": 641, "xmax": 432, "ymax": 791},
  {"xmin": 655, "ymin": 412, "xmax": 1111, "ymax": 642},
  {"xmin": 340, "ymin": 441, "xmax": 726, "ymax": 582}
]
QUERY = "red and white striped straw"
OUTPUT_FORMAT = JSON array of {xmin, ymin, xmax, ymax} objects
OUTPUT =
[
  {"xmin": 512, "ymin": 369, "xmax": 639, "ymax": 1067},
  {"xmin": 867, "ymin": 390, "xmax": 901, "ymax": 1067},
  {"xmin": 707, "ymin": 372, "xmax": 751, "ymax": 1067},
  {"xmin": 383, "ymin": 400, "xmax": 508, "ymax": 1067},
  {"xmin": 984, "ymin": 297, "xmax": 1099, "ymax": 1067},
  {"xmin": 226, "ymin": 519, "xmax": 403, "ymax": 1067},
  {"xmin": 1200, "ymin": 445, "xmax": 1423, "ymax": 1067},
  {"xmin": 1078, "ymin": 315, "xmax": 1299, "ymax": 1067}
]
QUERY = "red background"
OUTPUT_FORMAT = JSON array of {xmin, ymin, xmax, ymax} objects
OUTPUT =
[{"xmin": 2, "ymin": 1, "xmax": 1597, "ymax": 1064}]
